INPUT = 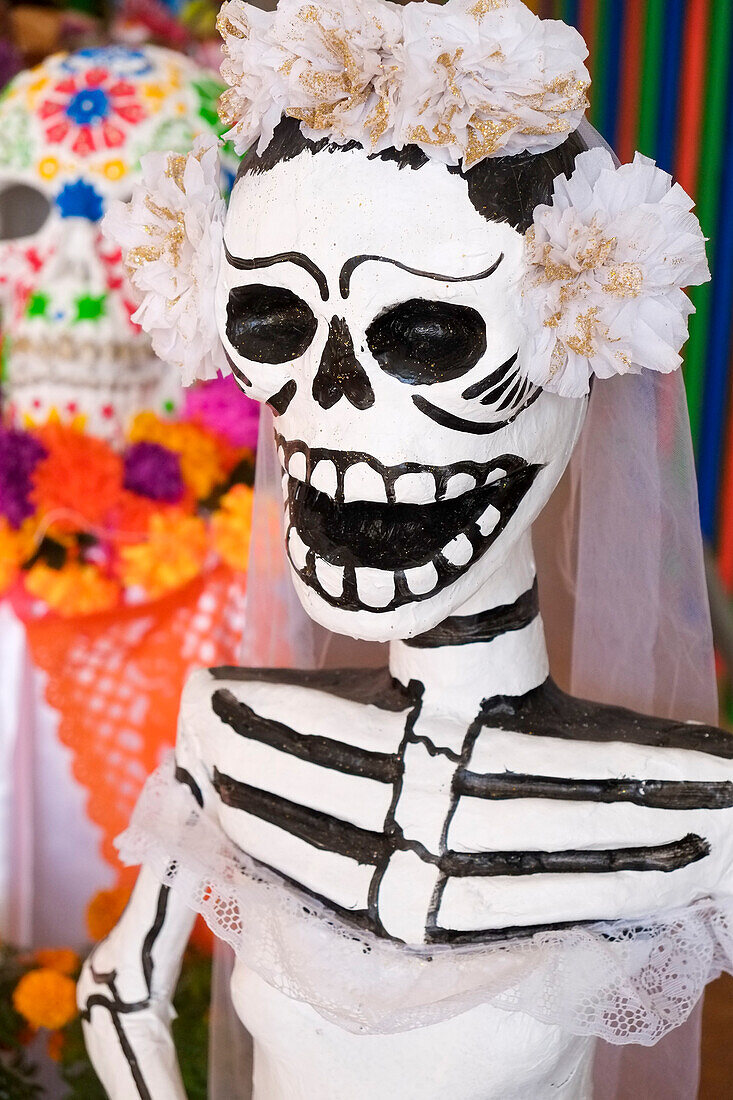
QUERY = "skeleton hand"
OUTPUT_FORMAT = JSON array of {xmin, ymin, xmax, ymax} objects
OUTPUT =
[{"xmin": 78, "ymin": 866, "xmax": 194, "ymax": 1100}]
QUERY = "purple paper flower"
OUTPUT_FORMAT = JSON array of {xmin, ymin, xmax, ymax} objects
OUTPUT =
[
  {"xmin": 0, "ymin": 428, "xmax": 46, "ymax": 528},
  {"xmin": 123, "ymin": 442, "xmax": 184, "ymax": 503},
  {"xmin": 184, "ymin": 374, "xmax": 260, "ymax": 450}
]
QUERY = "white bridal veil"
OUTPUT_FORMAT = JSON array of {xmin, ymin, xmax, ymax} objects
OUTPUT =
[{"xmin": 151, "ymin": 120, "xmax": 718, "ymax": 1098}]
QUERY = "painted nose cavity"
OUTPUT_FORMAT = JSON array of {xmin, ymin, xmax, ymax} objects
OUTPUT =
[{"xmin": 312, "ymin": 315, "xmax": 375, "ymax": 411}]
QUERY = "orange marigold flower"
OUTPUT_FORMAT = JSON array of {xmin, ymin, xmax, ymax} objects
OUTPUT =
[
  {"xmin": 107, "ymin": 490, "xmax": 162, "ymax": 542},
  {"xmin": 86, "ymin": 886, "xmax": 132, "ymax": 942},
  {"xmin": 119, "ymin": 510, "xmax": 208, "ymax": 598},
  {"xmin": 13, "ymin": 969, "xmax": 77, "ymax": 1030},
  {"xmin": 0, "ymin": 519, "xmax": 23, "ymax": 592},
  {"xmin": 212, "ymin": 484, "xmax": 253, "ymax": 571},
  {"xmin": 32, "ymin": 423, "xmax": 123, "ymax": 528},
  {"xmin": 35, "ymin": 948, "xmax": 80, "ymax": 976},
  {"xmin": 47, "ymin": 1030, "xmax": 65, "ymax": 1062},
  {"xmin": 25, "ymin": 561, "xmax": 120, "ymax": 617},
  {"xmin": 128, "ymin": 413, "xmax": 226, "ymax": 499}
]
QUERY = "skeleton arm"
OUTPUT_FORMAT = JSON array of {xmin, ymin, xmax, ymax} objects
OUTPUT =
[
  {"xmin": 79, "ymin": 699, "xmax": 209, "ymax": 1100},
  {"xmin": 78, "ymin": 868, "xmax": 195, "ymax": 1100}
]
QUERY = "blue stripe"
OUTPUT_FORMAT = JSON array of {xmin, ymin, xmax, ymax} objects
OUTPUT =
[
  {"xmin": 656, "ymin": 0, "xmax": 685, "ymax": 172},
  {"xmin": 562, "ymin": 0, "xmax": 579, "ymax": 28},
  {"xmin": 697, "ymin": 74, "xmax": 733, "ymax": 538}
]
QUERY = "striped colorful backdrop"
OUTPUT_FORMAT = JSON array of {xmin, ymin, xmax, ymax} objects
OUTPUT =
[{"xmin": 526, "ymin": 0, "xmax": 733, "ymax": 584}]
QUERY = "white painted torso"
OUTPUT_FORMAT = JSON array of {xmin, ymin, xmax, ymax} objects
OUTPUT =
[{"xmin": 232, "ymin": 962, "xmax": 596, "ymax": 1100}]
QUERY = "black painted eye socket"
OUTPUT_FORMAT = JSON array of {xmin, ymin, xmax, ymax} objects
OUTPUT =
[
  {"xmin": 365, "ymin": 299, "xmax": 487, "ymax": 385},
  {"xmin": 226, "ymin": 283, "xmax": 317, "ymax": 364}
]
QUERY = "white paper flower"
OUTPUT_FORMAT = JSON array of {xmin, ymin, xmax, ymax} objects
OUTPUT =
[
  {"xmin": 218, "ymin": 0, "xmax": 288, "ymax": 157},
  {"xmin": 102, "ymin": 136, "xmax": 228, "ymax": 385},
  {"xmin": 274, "ymin": 0, "xmax": 403, "ymax": 150},
  {"xmin": 393, "ymin": 0, "xmax": 589, "ymax": 167},
  {"xmin": 519, "ymin": 148, "xmax": 711, "ymax": 398},
  {"xmin": 218, "ymin": 0, "xmax": 402, "ymax": 156},
  {"xmin": 216, "ymin": 0, "xmax": 588, "ymax": 166}
]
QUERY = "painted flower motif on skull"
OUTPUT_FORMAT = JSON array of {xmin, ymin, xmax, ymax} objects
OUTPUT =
[
  {"xmin": 0, "ymin": 45, "xmax": 235, "ymax": 440},
  {"xmin": 38, "ymin": 66, "xmax": 147, "ymax": 158}
]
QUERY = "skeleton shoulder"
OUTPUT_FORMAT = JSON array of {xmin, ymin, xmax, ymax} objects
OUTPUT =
[
  {"xmin": 480, "ymin": 678, "xmax": 733, "ymax": 759},
  {"xmin": 178, "ymin": 664, "xmax": 417, "ymax": 774}
]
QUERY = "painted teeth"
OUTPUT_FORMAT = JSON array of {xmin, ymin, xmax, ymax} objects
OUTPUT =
[
  {"xmin": 315, "ymin": 557, "xmax": 344, "ymax": 598},
  {"xmin": 287, "ymin": 527, "xmax": 308, "ymax": 571},
  {"xmin": 288, "ymin": 450, "xmax": 307, "ymax": 481},
  {"xmin": 404, "ymin": 561, "xmax": 439, "ymax": 595},
  {"xmin": 355, "ymin": 567, "xmax": 395, "ymax": 608},
  {"xmin": 343, "ymin": 462, "xmax": 387, "ymax": 503},
  {"xmin": 484, "ymin": 467, "xmax": 506, "ymax": 487},
  {"xmin": 310, "ymin": 459, "xmax": 338, "ymax": 497},
  {"xmin": 393, "ymin": 471, "xmax": 436, "ymax": 504},
  {"xmin": 277, "ymin": 436, "xmax": 513, "ymax": 508},
  {"xmin": 477, "ymin": 504, "xmax": 501, "ymax": 537},
  {"xmin": 443, "ymin": 472, "xmax": 476, "ymax": 500},
  {"xmin": 441, "ymin": 533, "xmax": 474, "ymax": 567},
  {"xmin": 290, "ymin": 514, "xmax": 504, "ymax": 608},
  {"xmin": 276, "ymin": 437, "xmax": 526, "ymax": 609}
]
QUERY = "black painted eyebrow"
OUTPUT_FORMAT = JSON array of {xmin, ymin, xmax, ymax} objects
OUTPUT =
[
  {"xmin": 339, "ymin": 252, "xmax": 504, "ymax": 299},
  {"xmin": 223, "ymin": 243, "xmax": 329, "ymax": 302}
]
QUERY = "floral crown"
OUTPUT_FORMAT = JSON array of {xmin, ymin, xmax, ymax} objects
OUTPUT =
[
  {"xmin": 217, "ymin": 0, "xmax": 590, "ymax": 167},
  {"xmin": 103, "ymin": 0, "xmax": 711, "ymax": 399}
]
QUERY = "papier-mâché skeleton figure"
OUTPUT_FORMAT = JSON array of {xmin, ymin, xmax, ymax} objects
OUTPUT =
[{"xmin": 81, "ymin": 1, "xmax": 733, "ymax": 1097}]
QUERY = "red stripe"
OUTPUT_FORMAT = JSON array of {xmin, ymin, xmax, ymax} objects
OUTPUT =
[
  {"xmin": 616, "ymin": 0, "xmax": 644, "ymax": 163},
  {"xmin": 676, "ymin": 0, "xmax": 710, "ymax": 196},
  {"xmin": 579, "ymin": 0, "xmax": 598, "ymax": 79}
]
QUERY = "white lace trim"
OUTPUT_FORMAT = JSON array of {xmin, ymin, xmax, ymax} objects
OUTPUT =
[{"xmin": 117, "ymin": 755, "xmax": 733, "ymax": 1041}]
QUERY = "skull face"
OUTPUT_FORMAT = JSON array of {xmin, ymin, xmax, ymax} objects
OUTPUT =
[
  {"xmin": 217, "ymin": 143, "xmax": 587, "ymax": 642},
  {"xmin": 0, "ymin": 46, "xmax": 228, "ymax": 438}
]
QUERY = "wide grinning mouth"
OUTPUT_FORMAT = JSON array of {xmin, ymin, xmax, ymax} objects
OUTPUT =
[{"xmin": 278, "ymin": 435, "xmax": 542, "ymax": 613}]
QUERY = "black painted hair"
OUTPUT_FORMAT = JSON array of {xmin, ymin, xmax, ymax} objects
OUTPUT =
[{"xmin": 235, "ymin": 115, "xmax": 589, "ymax": 233}]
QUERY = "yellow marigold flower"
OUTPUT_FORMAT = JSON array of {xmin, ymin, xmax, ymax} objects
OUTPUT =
[
  {"xmin": 35, "ymin": 948, "xmax": 80, "ymax": 976},
  {"xmin": 86, "ymin": 886, "xmax": 132, "ymax": 942},
  {"xmin": 120, "ymin": 509, "xmax": 208, "ymax": 598},
  {"xmin": 13, "ymin": 969, "xmax": 77, "ymax": 1030},
  {"xmin": 212, "ymin": 484, "xmax": 253, "ymax": 571},
  {"xmin": 128, "ymin": 412, "xmax": 226, "ymax": 499},
  {"xmin": 25, "ymin": 561, "xmax": 120, "ymax": 617}
]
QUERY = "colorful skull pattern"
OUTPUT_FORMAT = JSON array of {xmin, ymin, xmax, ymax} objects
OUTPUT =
[{"xmin": 0, "ymin": 45, "xmax": 231, "ymax": 439}]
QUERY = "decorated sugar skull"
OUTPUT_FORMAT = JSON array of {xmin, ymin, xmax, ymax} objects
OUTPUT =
[
  {"xmin": 108, "ymin": 0, "xmax": 709, "ymax": 642},
  {"xmin": 0, "ymin": 45, "xmax": 230, "ymax": 439}
]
